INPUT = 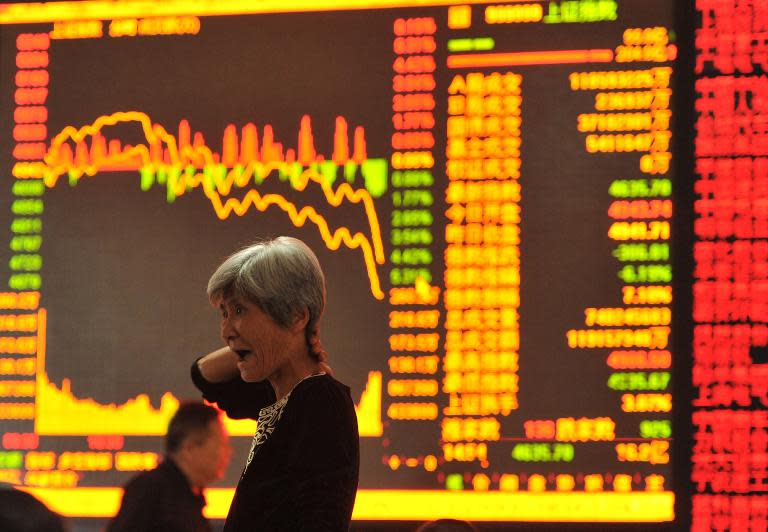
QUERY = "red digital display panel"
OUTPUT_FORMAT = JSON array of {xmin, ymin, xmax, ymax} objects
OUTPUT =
[{"xmin": 693, "ymin": 0, "xmax": 768, "ymax": 530}]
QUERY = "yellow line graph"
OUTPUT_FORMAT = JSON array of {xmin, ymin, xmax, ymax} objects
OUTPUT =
[
  {"xmin": 33, "ymin": 307, "xmax": 255, "ymax": 436},
  {"xmin": 33, "ymin": 307, "xmax": 383, "ymax": 436},
  {"xmin": 14, "ymin": 111, "xmax": 386, "ymax": 299}
]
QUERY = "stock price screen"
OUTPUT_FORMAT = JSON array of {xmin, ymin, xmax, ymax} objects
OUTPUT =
[{"xmin": 0, "ymin": 0, "xmax": 677, "ymax": 525}]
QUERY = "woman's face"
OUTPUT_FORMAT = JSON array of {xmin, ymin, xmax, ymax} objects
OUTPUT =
[{"xmin": 218, "ymin": 296, "xmax": 296, "ymax": 382}]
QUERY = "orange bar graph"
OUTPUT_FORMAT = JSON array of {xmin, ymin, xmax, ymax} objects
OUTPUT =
[
  {"xmin": 19, "ymin": 113, "xmax": 367, "ymax": 177},
  {"xmin": 12, "ymin": 111, "xmax": 386, "ymax": 299},
  {"xmin": 298, "ymin": 114, "xmax": 315, "ymax": 163},
  {"xmin": 333, "ymin": 116, "xmax": 349, "ymax": 164}
]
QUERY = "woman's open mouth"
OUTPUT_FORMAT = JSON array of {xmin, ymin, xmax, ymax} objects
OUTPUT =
[{"xmin": 234, "ymin": 349, "xmax": 252, "ymax": 359}]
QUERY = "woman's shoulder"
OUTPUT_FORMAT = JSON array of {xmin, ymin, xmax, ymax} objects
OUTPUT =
[
  {"xmin": 285, "ymin": 373, "xmax": 359, "ymax": 446},
  {"xmin": 294, "ymin": 373, "xmax": 350, "ymax": 398},
  {"xmin": 289, "ymin": 373, "xmax": 355, "ymax": 414}
]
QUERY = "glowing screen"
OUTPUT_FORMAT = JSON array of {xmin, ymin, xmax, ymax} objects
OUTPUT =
[
  {"xmin": 0, "ymin": 0, "xmax": 677, "ymax": 523},
  {"xmin": 692, "ymin": 0, "xmax": 768, "ymax": 530}
]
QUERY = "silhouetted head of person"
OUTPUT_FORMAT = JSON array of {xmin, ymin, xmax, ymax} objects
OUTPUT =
[
  {"xmin": 415, "ymin": 518, "xmax": 480, "ymax": 532},
  {"xmin": 165, "ymin": 401, "xmax": 232, "ymax": 490},
  {"xmin": 0, "ymin": 486, "xmax": 67, "ymax": 532}
]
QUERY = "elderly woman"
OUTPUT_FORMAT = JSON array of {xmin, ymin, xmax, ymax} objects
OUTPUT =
[{"xmin": 191, "ymin": 236, "xmax": 359, "ymax": 531}]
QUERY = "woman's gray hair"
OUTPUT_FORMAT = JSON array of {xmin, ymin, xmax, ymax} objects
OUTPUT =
[{"xmin": 207, "ymin": 237, "xmax": 327, "ymax": 357}]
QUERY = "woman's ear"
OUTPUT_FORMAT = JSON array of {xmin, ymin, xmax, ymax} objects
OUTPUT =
[{"xmin": 291, "ymin": 307, "xmax": 310, "ymax": 332}]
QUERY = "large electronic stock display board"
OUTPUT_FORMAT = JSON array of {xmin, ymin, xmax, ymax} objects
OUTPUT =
[{"xmin": 0, "ymin": 0, "xmax": 678, "ymax": 525}]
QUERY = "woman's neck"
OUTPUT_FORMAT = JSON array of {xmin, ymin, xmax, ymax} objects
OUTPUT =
[{"xmin": 268, "ymin": 353, "xmax": 323, "ymax": 400}]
